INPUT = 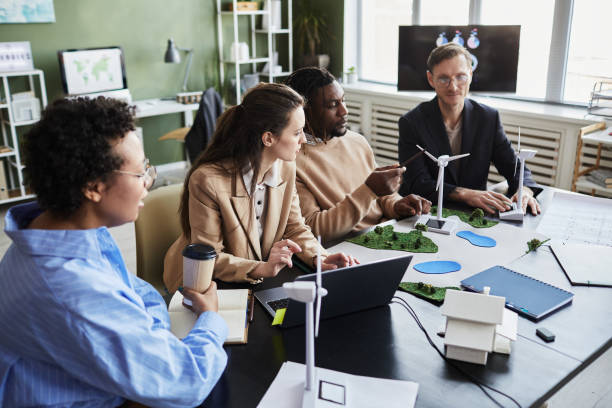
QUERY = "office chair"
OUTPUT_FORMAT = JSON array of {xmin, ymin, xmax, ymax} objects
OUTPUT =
[{"xmin": 134, "ymin": 183, "xmax": 183, "ymax": 297}]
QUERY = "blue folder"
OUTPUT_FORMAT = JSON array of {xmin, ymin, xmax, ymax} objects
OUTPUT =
[{"xmin": 461, "ymin": 265, "xmax": 574, "ymax": 321}]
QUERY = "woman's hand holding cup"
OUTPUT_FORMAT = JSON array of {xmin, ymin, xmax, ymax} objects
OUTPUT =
[
  {"xmin": 180, "ymin": 283, "xmax": 219, "ymax": 316},
  {"xmin": 182, "ymin": 244, "xmax": 217, "ymax": 307}
]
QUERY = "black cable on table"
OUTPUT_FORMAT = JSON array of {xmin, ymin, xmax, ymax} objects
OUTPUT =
[{"xmin": 391, "ymin": 295, "xmax": 522, "ymax": 408}]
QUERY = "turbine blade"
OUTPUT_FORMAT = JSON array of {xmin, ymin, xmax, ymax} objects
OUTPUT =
[
  {"xmin": 315, "ymin": 236, "xmax": 322, "ymax": 337},
  {"xmin": 315, "ymin": 293, "xmax": 321, "ymax": 337},
  {"xmin": 514, "ymin": 156, "xmax": 519, "ymax": 177},
  {"xmin": 447, "ymin": 152, "xmax": 470, "ymax": 162},
  {"xmin": 514, "ymin": 127, "xmax": 521, "ymax": 177},
  {"xmin": 436, "ymin": 166, "xmax": 444, "ymax": 191},
  {"xmin": 416, "ymin": 145, "xmax": 438, "ymax": 163}
]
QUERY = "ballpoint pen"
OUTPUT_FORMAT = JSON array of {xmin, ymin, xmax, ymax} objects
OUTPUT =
[
  {"xmin": 399, "ymin": 150, "xmax": 424, "ymax": 168},
  {"xmin": 248, "ymin": 292, "xmax": 255, "ymax": 322}
]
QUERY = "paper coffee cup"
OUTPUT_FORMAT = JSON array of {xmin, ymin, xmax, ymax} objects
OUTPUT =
[{"xmin": 182, "ymin": 244, "xmax": 217, "ymax": 306}]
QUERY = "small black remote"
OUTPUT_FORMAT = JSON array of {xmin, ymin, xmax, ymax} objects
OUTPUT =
[{"xmin": 536, "ymin": 327, "xmax": 555, "ymax": 342}]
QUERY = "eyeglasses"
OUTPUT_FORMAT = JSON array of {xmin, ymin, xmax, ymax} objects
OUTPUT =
[
  {"xmin": 434, "ymin": 74, "xmax": 470, "ymax": 88},
  {"xmin": 114, "ymin": 158, "xmax": 157, "ymax": 190}
]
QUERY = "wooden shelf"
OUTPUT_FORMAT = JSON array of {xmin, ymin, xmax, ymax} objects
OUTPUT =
[
  {"xmin": 2, "ymin": 118, "xmax": 39, "ymax": 127},
  {"xmin": 222, "ymin": 57, "xmax": 270, "ymax": 64},
  {"xmin": 0, "ymin": 189, "xmax": 35, "ymax": 205},
  {"xmin": 258, "ymin": 71, "xmax": 291, "ymax": 77},
  {"xmin": 220, "ymin": 10, "xmax": 268, "ymax": 15},
  {"xmin": 254, "ymin": 29, "xmax": 290, "ymax": 34}
]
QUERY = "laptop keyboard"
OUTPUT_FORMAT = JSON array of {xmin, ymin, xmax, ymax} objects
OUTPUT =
[{"xmin": 267, "ymin": 298, "xmax": 290, "ymax": 311}]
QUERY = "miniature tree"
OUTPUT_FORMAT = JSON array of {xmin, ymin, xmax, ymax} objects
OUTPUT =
[
  {"xmin": 374, "ymin": 226, "xmax": 384, "ymax": 235},
  {"xmin": 392, "ymin": 232, "xmax": 398, "ymax": 241},
  {"xmin": 363, "ymin": 235, "xmax": 370, "ymax": 243},
  {"xmin": 414, "ymin": 237, "xmax": 421, "ymax": 249},
  {"xmin": 469, "ymin": 208, "xmax": 485, "ymax": 221},
  {"xmin": 415, "ymin": 223, "xmax": 428, "ymax": 232},
  {"xmin": 526, "ymin": 238, "xmax": 550, "ymax": 254}
]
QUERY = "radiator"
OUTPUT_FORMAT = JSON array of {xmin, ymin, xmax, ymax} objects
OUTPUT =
[{"xmin": 345, "ymin": 94, "xmax": 581, "ymax": 192}]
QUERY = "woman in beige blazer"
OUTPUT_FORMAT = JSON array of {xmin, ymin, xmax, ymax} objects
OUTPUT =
[{"xmin": 164, "ymin": 83, "xmax": 355, "ymax": 292}]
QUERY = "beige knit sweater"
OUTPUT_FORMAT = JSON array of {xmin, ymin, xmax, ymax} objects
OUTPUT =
[{"xmin": 295, "ymin": 131, "xmax": 401, "ymax": 242}]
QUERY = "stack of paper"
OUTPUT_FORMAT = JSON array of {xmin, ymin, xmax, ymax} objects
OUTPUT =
[{"xmin": 257, "ymin": 361, "xmax": 419, "ymax": 408}]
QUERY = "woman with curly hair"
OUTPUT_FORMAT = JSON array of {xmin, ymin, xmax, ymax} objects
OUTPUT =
[
  {"xmin": 0, "ymin": 97, "xmax": 228, "ymax": 407},
  {"xmin": 163, "ymin": 83, "xmax": 357, "ymax": 293}
]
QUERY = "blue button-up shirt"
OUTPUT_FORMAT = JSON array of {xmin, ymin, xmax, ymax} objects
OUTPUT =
[{"xmin": 0, "ymin": 202, "xmax": 228, "ymax": 407}]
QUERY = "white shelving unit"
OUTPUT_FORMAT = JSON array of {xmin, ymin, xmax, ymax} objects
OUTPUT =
[
  {"xmin": 216, "ymin": 0, "xmax": 293, "ymax": 104},
  {"xmin": 588, "ymin": 81, "xmax": 612, "ymax": 117},
  {"xmin": 0, "ymin": 69, "xmax": 47, "ymax": 204}
]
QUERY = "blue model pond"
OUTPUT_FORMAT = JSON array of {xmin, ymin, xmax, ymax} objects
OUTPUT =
[
  {"xmin": 456, "ymin": 230, "xmax": 497, "ymax": 248},
  {"xmin": 414, "ymin": 261, "xmax": 461, "ymax": 274}
]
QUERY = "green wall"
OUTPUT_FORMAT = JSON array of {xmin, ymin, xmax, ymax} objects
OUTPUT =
[
  {"xmin": 0, "ymin": 0, "xmax": 345, "ymax": 164},
  {"xmin": 310, "ymin": 0, "xmax": 343, "ymax": 78},
  {"xmin": 0, "ymin": 0, "xmax": 219, "ymax": 165}
]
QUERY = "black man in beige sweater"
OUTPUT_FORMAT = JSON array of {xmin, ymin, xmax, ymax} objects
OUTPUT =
[{"xmin": 285, "ymin": 67, "xmax": 431, "ymax": 243}]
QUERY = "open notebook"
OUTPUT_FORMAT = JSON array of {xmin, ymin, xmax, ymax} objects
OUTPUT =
[{"xmin": 168, "ymin": 289, "xmax": 250, "ymax": 344}]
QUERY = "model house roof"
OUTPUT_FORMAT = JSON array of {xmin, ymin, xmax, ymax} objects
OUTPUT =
[
  {"xmin": 445, "ymin": 320, "xmax": 497, "ymax": 352},
  {"xmin": 440, "ymin": 289, "xmax": 505, "ymax": 325}
]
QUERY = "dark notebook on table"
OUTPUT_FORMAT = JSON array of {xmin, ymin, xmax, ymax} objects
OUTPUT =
[{"xmin": 461, "ymin": 265, "xmax": 574, "ymax": 321}]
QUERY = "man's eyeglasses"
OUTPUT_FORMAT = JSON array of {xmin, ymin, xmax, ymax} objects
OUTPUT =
[
  {"xmin": 114, "ymin": 158, "xmax": 157, "ymax": 190},
  {"xmin": 434, "ymin": 74, "xmax": 470, "ymax": 88}
]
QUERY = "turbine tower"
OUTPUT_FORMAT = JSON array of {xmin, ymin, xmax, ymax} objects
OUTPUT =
[
  {"xmin": 415, "ymin": 145, "xmax": 470, "ymax": 234},
  {"xmin": 499, "ymin": 127, "xmax": 537, "ymax": 221}
]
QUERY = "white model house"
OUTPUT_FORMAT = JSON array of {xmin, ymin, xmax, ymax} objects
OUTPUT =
[{"xmin": 440, "ymin": 288, "xmax": 517, "ymax": 365}]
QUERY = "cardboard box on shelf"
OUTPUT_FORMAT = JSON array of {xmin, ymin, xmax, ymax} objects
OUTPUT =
[{"xmin": 228, "ymin": 1, "xmax": 258, "ymax": 11}]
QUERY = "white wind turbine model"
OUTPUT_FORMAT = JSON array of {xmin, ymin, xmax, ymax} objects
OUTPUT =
[
  {"xmin": 283, "ymin": 237, "xmax": 348, "ymax": 407},
  {"xmin": 499, "ymin": 127, "xmax": 537, "ymax": 221},
  {"xmin": 416, "ymin": 145, "xmax": 470, "ymax": 235}
]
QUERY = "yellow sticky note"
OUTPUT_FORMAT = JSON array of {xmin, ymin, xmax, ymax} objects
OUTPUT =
[{"xmin": 271, "ymin": 308, "xmax": 286, "ymax": 326}]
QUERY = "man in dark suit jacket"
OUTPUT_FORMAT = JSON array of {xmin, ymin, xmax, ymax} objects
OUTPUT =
[{"xmin": 398, "ymin": 43, "xmax": 541, "ymax": 215}]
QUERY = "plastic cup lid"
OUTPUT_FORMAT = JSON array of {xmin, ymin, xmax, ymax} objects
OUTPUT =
[{"xmin": 182, "ymin": 243, "xmax": 217, "ymax": 260}]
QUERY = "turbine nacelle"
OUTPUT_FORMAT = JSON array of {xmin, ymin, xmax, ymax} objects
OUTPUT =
[
  {"xmin": 283, "ymin": 281, "xmax": 316, "ymax": 303},
  {"xmin": 438, "ymin": 156, "xmax": 450, "ymax": 166},
  {"xmin": 414, "ymin": 145, "xmax": 470, "ymax": 234}
]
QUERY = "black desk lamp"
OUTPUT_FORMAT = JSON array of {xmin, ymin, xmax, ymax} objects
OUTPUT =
[{"xmin": 164, "ymin": 38, "xmax": 194, "ymax": 92}]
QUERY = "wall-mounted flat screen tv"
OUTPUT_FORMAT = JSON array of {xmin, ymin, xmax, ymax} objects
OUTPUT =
[
  {"xmin": 398, "ymin": 25, "xmax": 520, "ymax": 92},
  {"xmin": 57, "ymin": 46, "xmax": 127, "ymax": 96}
]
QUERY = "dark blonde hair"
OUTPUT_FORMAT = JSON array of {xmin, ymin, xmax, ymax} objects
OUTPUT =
[
  {"xmin": 426, "ymin": 43, "xmax": 472, "ymax": 72},
  {"xmin": 179, "ymin": 82, "xmax": 304, "ymax": 238}
]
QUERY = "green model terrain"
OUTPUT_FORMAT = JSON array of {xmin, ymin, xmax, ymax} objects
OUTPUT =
[
  {"xmin": 347, "ymin": 225, "xmax": 438, "ymax": 253},
  {"xmin": 398, "ymin": 282, "xmax": 461, "ymax": 304},
  {"xmin": 431, "ymin": 206, "xmax": 498, "ymax": 228}
]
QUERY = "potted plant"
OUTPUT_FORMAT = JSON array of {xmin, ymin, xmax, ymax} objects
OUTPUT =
[
  {"xmin": 294, "ymin": 0, "xmax": 331, "ymax": 68},
  {"xmin": 345, "ymin": 66, "xmax": 357, "ymax": 84}
]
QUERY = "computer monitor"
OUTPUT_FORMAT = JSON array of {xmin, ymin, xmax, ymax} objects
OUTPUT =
[
  {"xmin": 398, "ymin": 25, "xmax": 520, "ymax": 92},
  {"xmin": 57, "ymin": 46, "xmax": 128, "ymax": 96}
]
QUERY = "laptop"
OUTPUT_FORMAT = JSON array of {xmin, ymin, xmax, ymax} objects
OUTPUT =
[{"xmin": 255, "ymin": 255, "xmax": 412, "ymax": 328}]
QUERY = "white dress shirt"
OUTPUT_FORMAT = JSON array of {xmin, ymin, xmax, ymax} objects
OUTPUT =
[{"xmin": 242, "ymin": 160, "xmax": 281, "ymax": 239}]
